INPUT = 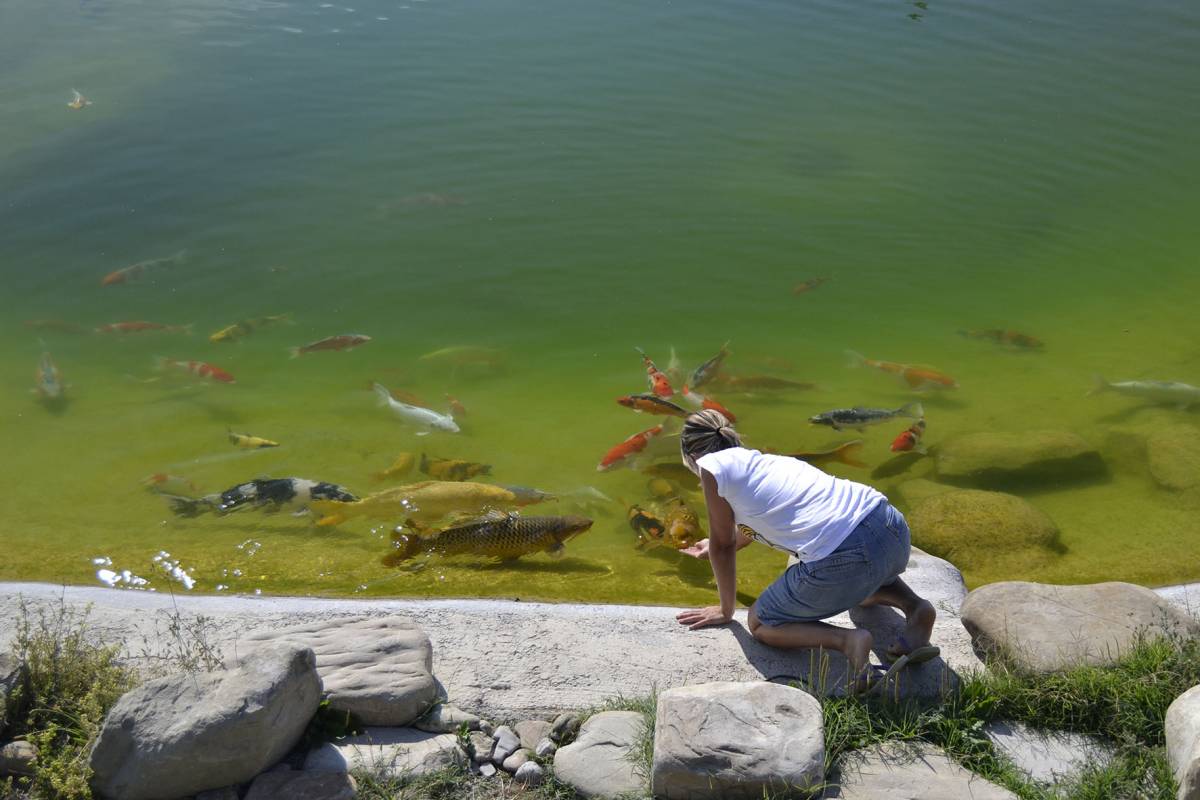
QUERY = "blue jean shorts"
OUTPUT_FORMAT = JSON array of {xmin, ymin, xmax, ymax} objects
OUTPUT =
[{"xmin": 752, "ymin": 501, "xmax": 911, "ymax": 626}]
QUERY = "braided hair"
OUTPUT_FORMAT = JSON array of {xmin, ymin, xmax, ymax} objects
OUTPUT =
[{"xmin": 680, "ymin": 410, "xmax": 742, "ymax": 474}]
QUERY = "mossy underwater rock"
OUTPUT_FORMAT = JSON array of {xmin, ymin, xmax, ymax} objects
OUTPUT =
[
  {"xmin": 1147, "ymin": 425, "xmax": 1200, "ymax": 491},
  {"xmin": 907, "ymin": 489, "xmax": 1062, "ymax": 573},
  {"xmin": 935, "ymin": 430, "xmax": 1105, "ymax": 488}
]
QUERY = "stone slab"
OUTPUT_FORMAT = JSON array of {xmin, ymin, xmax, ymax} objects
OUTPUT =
[
  {"xmin": 304, "ymin": 727, "xmax": 464, "ymax": 779},
  {"xmin": 554, "ymin": 710, "xmax": 646, "ymax": 799},
  {"xmin": 244, "ymin": 771, "xmax": 357, "ymax": 800},
  {"xmin": 824, "ymin": 743, "xmax": 1018, "ymax": 799},
  {"xmin": 983, "ymin": 721, "xmax": 1111, "ymax": 785}
]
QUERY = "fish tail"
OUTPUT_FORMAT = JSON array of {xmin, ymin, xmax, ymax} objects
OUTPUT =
[
  {"xmin": 382, "ymin": 533, "xmax": 423, "ymax": 566},
  {"xmin": 163, "ymin": 494, "xmax": 215, "ymax": 517},
  {"xmin": 309, "ymin": 500, "xmax": 346, "ymax": 526},
  {"xmin": 1088, "ymin": 375, "xmax": 1109, "ymax": 396},
  {"xmin": 899, "ymin": 401, "xmax": 924, "ymax": 419},
  {"xmin": 372, "ymin": 382, "xmax": 392, "ymax": 407},
  {"xmin": 288, "ymin": 346, "xmax": 302, "ymax": 359},
  {"xmin": 836, "ymin": 440, "xmax": 868, "ymax": 469},
  {"xmin": 845, "ymin": 350, "xmax": 866, "ymax": 368}
]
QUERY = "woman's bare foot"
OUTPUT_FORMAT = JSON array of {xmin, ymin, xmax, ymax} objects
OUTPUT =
[
  {"xmin": 843, "ymin": 628, "xmax": 874, "ymax": 678},
  {"xmin": 887, "ymin": 598, "xmax": 936, "ymax": 660}
]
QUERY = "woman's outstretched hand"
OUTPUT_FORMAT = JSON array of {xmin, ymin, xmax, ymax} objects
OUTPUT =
[
  {"xmin": 676, "ymin": 605, "xmax": 732, "ymax": 630},
  {"xmin": 680, "ymin": 538, "xmax": 709, "ymax": 559}
]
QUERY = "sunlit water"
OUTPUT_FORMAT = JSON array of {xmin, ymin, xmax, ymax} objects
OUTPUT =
[{"xmin": 3, "ymin": 0, "xmax": 1200, "ymax": 603}]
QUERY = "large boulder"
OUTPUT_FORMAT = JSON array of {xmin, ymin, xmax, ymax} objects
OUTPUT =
[
  {"xmin": 1148, "ymin": 426, "xmax": 1200, "ymax": 492},
  {"xmin": 961, "ymin": 581, "xmax": 1200, "ymax": 673},
  {"xmin": 304, "ymin": 727, "xmax": 464, "ymax": 779},
  {"xmin": 907, "ymin": 489, "xmax": 1062, "ymax": 573},
  {"xmin": 935, "ymin": 431, "xmax": 1104, "ymax": 488},
  {"xmin": 89, "ymin": 644, "xmax": 321, "ymax": 800},
  {"xmin": 554, "ymin": 710, "xmax": 647, "ymax": 799},
  {"xmin": 242, "ymin": 616, "xmax": 437, "ymax": 726},
  {"xmin": 824, "ymin": 743, "xmax": 1018, "ymax": 799},
  {"xmin": 652, "ymin": 682, "xmax": 824, "ymax": 799},
  {"xmin": 1167, "ymin": 684, "xmax": 1200, "ymax": 800}
]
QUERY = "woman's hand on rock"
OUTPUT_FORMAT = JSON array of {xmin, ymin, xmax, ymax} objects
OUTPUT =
[
  {"xmin": 680, "ymin": 539, "xmax": 709, "ymax": 559},
  {"xmin": 676, "ymin": 605, "xmax": 732, "ymax": 630}
]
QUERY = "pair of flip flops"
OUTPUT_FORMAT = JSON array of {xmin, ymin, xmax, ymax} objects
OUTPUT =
[
  {"xmin": 848, "ymin": 638, "xmax": 942, "ymax": 697},
  {"xmin": 883, "ymin": 635, "xmax": 941, "ymax": 668}
]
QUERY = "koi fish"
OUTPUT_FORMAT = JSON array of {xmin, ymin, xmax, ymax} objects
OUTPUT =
[
  {"xmin": 635, "ymin": 347, "xmax": 674, "ymax": 398},
  {"xmin": 597, "ymin": 424, "xmax": 665, "ymax": 471},
  {"xmin": 689, "ymin": 341, "xmax": 731, "ymax": 389},
  {"xmin": 793, "ymin": 277, "xmax": 829, "ymax": 295},
  {"xmin": 312, "ymin": 481, "xmax": 545, "ymax": 527},
  {"xmin": 616, "ymin": 393, "xmax": 691, "ymax": 419},
  {"xmin": 420, "ymin": 453, "xmax": 491, "ymax": 481},
  {"xmin": 33, "ymin": 352, "xmax": 66, "ymax": 401},
  {"xmin": 209, "ymin": 314, "xmax": 292, "ymax": 343},
  {"xmin": 446, "ymin": 395, "xmax": 468, "ymax": 421},
  {"xmin": 289, "ymin": 334, "xmax": 371, "ymax": 357},
  {"xmin": 164, "ymin": 478, "xmax": 356, "ymax": 517},
  {"xmin": 810, "ymin": 402, "xmax": 923, "ymax": 432},
  {"xmin": 959, "ymin": 329, "xmax": 1044, "ymax": 350},
  {"xmin": 228, "ymin": 429, "xmax": 280, "ymax": 449},
  {"xmin": 1090, "ymin": 376, "xmax": 1200, "ymax": 409},
  {"xmin": 679, "ymin": 385, "xmax": 737, "ymax": 423},
  {"xmin": 142, "ymin": 473, "xmax": 200, "ymax": 495},
  {"xmin": 375, "ymin": 452, "xmax": 416, "ymax": 480},
  {"xmin": 780, "ymin": 440, "xmax": 868, "ymax": 469},
  {"xmin": 373, "ymin": 383, "xmax": 459, "ymax": 433},
  {"xmin": 628, "ymin": 505, "xmax": 667, "ymax": 549},
  {"xmin": 383, "ymin": 513, "xmax": 591, "ymax": 566},
  {"xmin": 628, "ymin": 499, "xmax": 702, "ymax": 551},
  {"xmin": 846, "ymin": 351, "xmax": 958, "ymax": 391},
  {"xmin": 890, "ymin": 419, "xmax": 927, "ymax": 455},
  {"xmin": 367, "ymin": 383, "xmax": 427, "ymax": 408},
  {"xmin": 666, "ymin": 347, "xmax": 685, "ymax": 386},
  {"xmin": 68, "ymin": 89, "xmax": 92, "ymax": 110},
  {"xmin": 157, "ymin": 357, "xmax": 236, "ymax": 384},
  {"xmin": 100, "ymin": 250, "xmax": 186, "ymax": 287},
  {"xmin": 97, "ymin": 321, "xmax": 192, "ymax": 335},
  {"xmin": 23, "ymin": 320, "xmax": 89, "ymax": 335}
]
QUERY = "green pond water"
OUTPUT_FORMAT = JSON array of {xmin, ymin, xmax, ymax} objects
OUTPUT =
[{"xmin": 3, "ymin": 0, "xmax": 1200, "ymax": 604}]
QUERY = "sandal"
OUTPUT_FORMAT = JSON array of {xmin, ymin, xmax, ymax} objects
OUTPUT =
[{"xmin": 883, "ymin": 634, "xmax": 941, "ymax": 666}]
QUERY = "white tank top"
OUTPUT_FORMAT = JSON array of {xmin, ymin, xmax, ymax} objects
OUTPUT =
[{"xmin": 696, "ymin": 447, "xmax": 884, "ymax": 562}]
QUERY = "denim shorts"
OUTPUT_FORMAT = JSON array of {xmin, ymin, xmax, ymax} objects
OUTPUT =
[{"xmin": 752, "ymin": 501, "xmax": 911, "ymax": 626}]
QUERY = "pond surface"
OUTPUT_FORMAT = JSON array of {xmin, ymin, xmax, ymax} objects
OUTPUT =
[{"xmin": 3, "ymin": 0, "xmax": 1199, "ymax": 602}]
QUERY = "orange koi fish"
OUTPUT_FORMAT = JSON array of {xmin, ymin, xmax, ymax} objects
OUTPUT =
[
  {"xmin": 96, "ymin": 321, "xmax": 192, "ymax": 335},
  {"xmin": 689, "ymin": 341, "xmax": 731, "ymax": 389},
  {"xmin": 597, "ymin": 425, "xmax": 665, "ymax": 471},
  {"xmin": 68, "ymin": 89, "xmax": 93, "ymax": 110},
  {"xmin": 958, "ymin": 329, "xmax": 1044, "ymax": 350},
  {"xmin": 793, "ymin": 276, "xmax": 829, "ymax": 295},
  {"xmin": 141, "ymin": 473, "xmax": 201, "ymax": 494},
  {"xmin": 100, "ymin": 250, "xmax": 186, "ymax": 287},
  {"xmin": 680, "ymin": 385, "xmax": 737, "ymax": 423},
  {"xmin": 846, "ymin": 351, "xmax": 957, "ymax": 391},
  {"xmin": 890, "ymin": 419, "xmax": 927, "ymax": 455},
  {"xmin": 156, "ymin": 357, "xmax": 236, "ymax": 384},
  {"xmin": 776, "ymin": 441, "xmax": 868, "ymax": 469},
  {"xmin": 616, "ymin": 394, "xmax": 690, "ymax": 419},
  {"xmin": 635, "ymin": 347, "xmax": 674, "ymax": 398},
  {"xmin": 289, "ymin": 334, "xmax": 371, "ymax": 358},
  {"xmin": 446, "ymin": 395, "xmax": 468, "ymax": 421}
]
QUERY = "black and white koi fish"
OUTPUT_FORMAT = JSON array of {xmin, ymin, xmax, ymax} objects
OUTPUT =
[
  {"xmin": 164, "ymin": 478, "xmax": 357, "ymax": 517},
  {"xmin": 809, "ymin": 402, "xmax": 923, "ymax": 432}
]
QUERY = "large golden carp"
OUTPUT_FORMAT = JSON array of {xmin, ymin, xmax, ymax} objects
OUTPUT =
[
  {"xmin": 383, "ymin": 513, "xmax": 593, "ymax": 565},
  {"xmin": 310, "ymin": 480, "xmax": 546, "ymax": 527}
]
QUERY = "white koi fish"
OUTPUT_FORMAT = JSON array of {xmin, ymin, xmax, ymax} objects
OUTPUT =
[
  {"xmin": 373, "ymin": 383, "xmax": 459, "ymax": 434},
  {"xmin": 1090, "ymin": 376, "xmax": 1200, "ymax": 409}
]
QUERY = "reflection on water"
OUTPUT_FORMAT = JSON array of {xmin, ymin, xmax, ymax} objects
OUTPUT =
[{"xmin": 2, "ymin": 0, "xmax": 1200, "ymax": 603}]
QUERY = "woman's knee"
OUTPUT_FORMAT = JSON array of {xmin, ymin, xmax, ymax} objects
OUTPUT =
[{"xmin": 747, "ymin": 605, "xmax": 763, "ymax": 636}]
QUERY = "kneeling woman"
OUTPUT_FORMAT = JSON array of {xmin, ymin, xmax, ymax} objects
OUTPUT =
[{"xmin": 675, "ymin": 410, "xmax": 938, "ymax": 690}]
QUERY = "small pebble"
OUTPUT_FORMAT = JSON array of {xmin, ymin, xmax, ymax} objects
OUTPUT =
[
  {"xmin": 513, "ymin": 760, "xmax": 544, "ymax": 786},
  {"xmin": 469, "ymin": 731, "xmax": 495, "ymax": 764},
  {"xmin": 534, "ymin": 737, "xmax": 557, "ymax": 758},
  {"xmin": 491, "ymin": 725, "xmax": 521, "ymax": 766},
  {"xmin": 477, "ymin": 762, "xmax": 497, "ymax": 778},
  {"xmin": 479, "ymin": 719, "xmax": 495, "ymax": 736}
]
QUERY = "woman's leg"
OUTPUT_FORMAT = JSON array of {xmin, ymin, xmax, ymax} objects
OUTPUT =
[
  {"xmin": 747, "ymin": 604, "xmax": 874, "ymax": 679},
  {"xmin": 858, "ymin": 577, "xmax": 936, "ymax": 655}
]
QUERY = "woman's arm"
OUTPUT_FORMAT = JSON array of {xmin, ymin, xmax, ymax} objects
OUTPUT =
[{"xmin": 676, "ymin": 469, "xmax": 738, "ymax": 630}]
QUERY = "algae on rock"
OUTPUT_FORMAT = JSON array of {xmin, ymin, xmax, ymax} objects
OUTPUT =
[{"xmin": 907, "ymin": 488, "xmax": 1063, "ymax": 573}]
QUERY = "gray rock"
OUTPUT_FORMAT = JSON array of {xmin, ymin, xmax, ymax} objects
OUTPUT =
[
  {"xmin": 0, "ymin": 740, "xmax": 37, "ymax": 777},
  {"xmin": 414, "ymin": 703, "xmax": 482, "ymax": 733},
  {"xmin": 652, "ymin": 682, "xmax": 823, "ymax": 799},
  {"xmin": 1148, "ymin": 426, "xmax": 1200, "ymax": 491},
  {"xmin": 305, "ymin": 727, "xmax": 464, "ymax": 779},
  {"xmin": 516, "ymin": 719, "xmax": 553, "ymax": 750},
  {"xmin": 824, "ymin": 743, "xmax": 1018, "ymax": 799},
  {"xmin": 1167, "ymin": 684, "xmax": 1200, "ymax": 800},
  {"xmin": 479, "ymin": 719, "xmax": 495, "ymax": 736},
  {"xmin": 961, "ymin": 581, "xmax": 1200, "ymax": 672},
  {"xmin": 469, "ymin": 731, "xmax": 495, "ymax": 764},
  {"xmin": 555, "ymin": 711, "xmax": 647, "ymax": 799},
  {"xmin": 908, "ymin": 489, "xmax": 1061, "ymax": 573},
  {"xmin": 195, "ymin": 789, "xmax": 240, "ymax": 800},
  {"xmin": 983, "ymin": 721, "xmax": 1112, "ymax": 784},
  {"xmin": 89, "ymin": 644, "xmax": 321, "ymax": 800},
  {"xmin": 491, "ymin": 725, "xmax": 521, "ymax": 766},
  {"xmin": 502, "ymin": 748, "xmax": 532, "ymax": 773},
  {"xmin": 550, "ymin": 712, "xmax": 581, "ymax": 743},
  {"xmin": 0, "ymin": 651, "xmax": 21, "ymax": 738},
  {"xmin": 935, "ymin": 430, "xmax": 1104, "ymax": 488},
  {"xmin": 477, "ymin": 762, "xmax": 497, "ymax": 778},
  {"xmin": 243, "ymin": 616, "xmax": 437, "ymax": 727},
  {"xmin": 514, "ymin": 760, "xmax": 544, "ymax": 786},
  {"xmin": 245, "ymin": 771, "xmax": 357, "ymax": 800},
  {"xmin": 535, "ymin": 737, "xmax": 557, "ymax": 758}
]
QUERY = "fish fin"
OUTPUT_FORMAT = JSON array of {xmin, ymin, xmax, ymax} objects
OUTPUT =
[
  {"xmin": 845, "ymin": 350, "xmax": 866, "ymax": 368},
  {"xmin": 372, "ymin": 382, "xmax": 391, "ymax": 406},
  {"xmin": 1088, "ymin": 375, "xmax": 1109, "ymax": 397},
  {"xmin": 382, "ymin": 532, "xmax": 423, "ymax": 566},
  {"xmin": 914, "ymin": 444, "xmax": 928, "ymax": 456},
  {"xmin": 898, "ymin": 402, "xmax": 924, "ymax": 419},
  {"xmin": 837, "ymin": 440, "xmax": 868, "ymax": 469},
  {"xmin": 416, "ymin": 430, "xmax": 430, "ymax": 437},
  {"xmin": 309, "ymin": 499, "xmax": 347, "ymax": 526},
  {"xmin": 660, "ymin": 416, "xmax": 683, "ymax": 434}
]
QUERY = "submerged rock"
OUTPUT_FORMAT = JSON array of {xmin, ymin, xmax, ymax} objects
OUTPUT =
[
  {"xmin": 652, "ymin": 682, "xmax": 823, "ymax": 799},
  {"xmin": 1166, "ymin": 684, "xmax": 1200, "ymax": 800},
  {"xmin": 961, "ymin": 581, "xmax": 1200, "ymax": 673},
  {"xmin": 824, "ymin": 742, "xmax": 1018, "ymax": 799},
  {"xmin": 935, "ymin": 430, "xmax": 1104, "ymax": 488},
  {"xmin": 1148, "ymin": 425, "xmax": 1200, "ymax": 491},
  {"xmin": 555, "ymin": 711, "xmax": 647, "ymax": 799},
  {"xmin": 889, "ymin": 478, "xmax": 954, "ymax": 511},
  {"xmin": 907, "ymin": 489, "xmax": 1062, "ymax": 572},
  {"xmin": 89, "ymin": 644, "xmax": 321, "ymax": 800}
]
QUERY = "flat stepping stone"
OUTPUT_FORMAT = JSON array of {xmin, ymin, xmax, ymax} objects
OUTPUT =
[
  {"xmin": 554, "ymin": 710, "xmax": 647, "ymax": 799},
  {"xmin": 1166, "ymin": 684, "xmax": 1200, "ymax": 800},
  {"xmin": 304, "ymin": 727, "xmax": 464, "ymax": 779},
  {"xmin": 652, "ymin": 682, "xmax": 823, "ymax": 799},
  {"xmin": 243, "ymin": 615, "xmax": 437, "ymax": 726},
  {"xmin": 823, "ymin": 743, "xmax": 1018, "ymax": 799},
  {"xmin": 983, "ymin": 721, "xmax": 1112, "ymax": 785},
  {"xmin": 961, "ymin": 581, "xmax": 1200, "ymax": 672}
]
